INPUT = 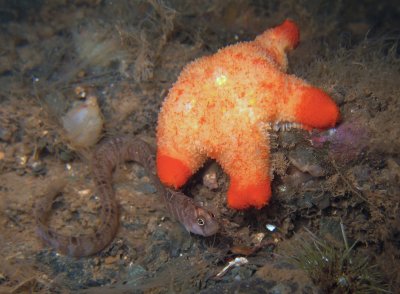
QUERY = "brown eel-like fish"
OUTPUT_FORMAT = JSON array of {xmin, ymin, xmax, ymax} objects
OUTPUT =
[{"xmin": 35, "ymin": 136, "xmax": 219, "ymax": 257}]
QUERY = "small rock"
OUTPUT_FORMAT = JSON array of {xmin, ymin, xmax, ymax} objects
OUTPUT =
[
  {"xmin": 297, "ymin": 192, "xmax": 314, "ymax": 209},
  {"xmin": 30, "ymin": 160, "xmax": 47, "ymax": 176},
  {"xmin": 282, "ymin": 167, "xmax": 312, "ymax": 188},
  {"xmin": 124, "ymin": 264, "xmax": 148, "ymax": 287},
  {"xmin": 281, "ymin": 218, "xmax": 294, "ymax": 235},
  {"xmin": 127, "ymin": 264, "xmax": 147, "ymax": 279},
  {"xmin": 92, "ymin": 257, "xmax": 101, "ymax": 266},
  {"xmin": 104, "ymin": 256, "xmax": 118, "ymax": 265},
  {"xmin": 319, "ymin": 217, "xmax": 343, "ymax": 246},
  {"xmin": 28, "ymin": 157, "xmax": 47, "ymax": 176},
  {"xmin": 0, "ymin": 273, "xmax": 6, "ymax": 283},
  {"xmin": 289, "ymin": 146, "xmax": 326, "ymax": 177},
  {"xmin": 136, "ymin": 182, "xmax": 157, "ymax": 194},
  {"xmin": 16, "ymin": 154, "xmax": 28, "ymax": 167},
  {"xmin": 252, "ymin": 232, "xmax": 266, "ymax": 244},
  {"xmin": 59, "ymin": 149, "xmax": 75, "ymax": 162},
  {"xmin": 312, "ymin": 193, "xmax": 330, "ymax": 210},
  {"xmin": 227, "ymin": 266, "xmax": 253, "ymax": 282},
  {"xmin": 203, "ymin": 163, "xmax": 219, "ymax": 190}
]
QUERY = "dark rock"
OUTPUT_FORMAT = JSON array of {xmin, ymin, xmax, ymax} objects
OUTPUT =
[{"xmin": 136, "ymin": 182, "xmax": 157, "ymax": 194}]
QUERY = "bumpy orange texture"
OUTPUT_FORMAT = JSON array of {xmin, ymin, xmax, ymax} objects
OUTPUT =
[{"xmin": 156, "ymin": 19, "xmax": 339, "ymax": 209}]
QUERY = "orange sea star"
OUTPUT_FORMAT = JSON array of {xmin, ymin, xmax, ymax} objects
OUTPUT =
[{"xmin": 156, "ymin": 20, "xmax": 339, "ymax": 210}]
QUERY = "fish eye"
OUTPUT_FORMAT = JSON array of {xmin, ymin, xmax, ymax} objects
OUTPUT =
[{"xmin": 197, "ymin": 218, "xmax": 205, "ymax": 226}]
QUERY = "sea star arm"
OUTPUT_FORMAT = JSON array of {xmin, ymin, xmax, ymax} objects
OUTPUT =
[
  {"xmin": 218, "ymin": 127, "xmax": 272, "ymax": 210},
  {"xmin": 156, "ymin": 139, "xmax": 207, "ymax": 189},
  {"xmin": 274, "ymin": 74, "xmax": 340, "ymax": 129}
]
